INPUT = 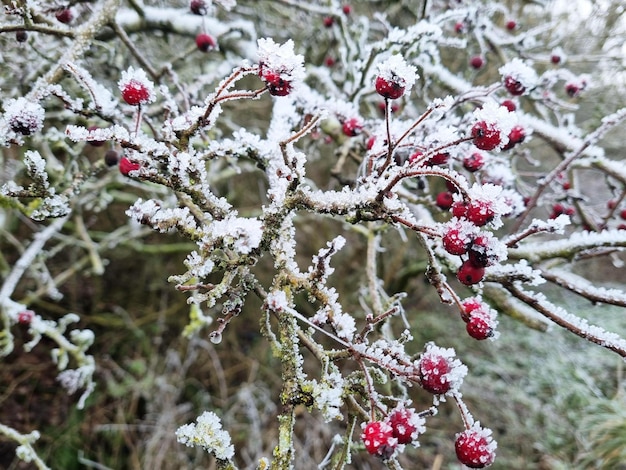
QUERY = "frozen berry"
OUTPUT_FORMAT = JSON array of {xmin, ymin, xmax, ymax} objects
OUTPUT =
[
  {"xmin": 463, "ymin": 152, "xmax": 485, "ymax": 172},
  {"xmin": 17, "ymin": 310, "xmax": 34, "ymax": 325},
  {"xmin": 470, "ymin": 56, "xmax": 484, "ymax": 69},
  {"xmin": 342, "ymin": 117, "xmax": 363, "ymax": 137},
  {"xmin": 260, "ymin": 69, "xmax": 293, "ymax": 97},
  {"xmin": 452, "ymin": 201, "xmax": 468, "ymax": 218},
  {"xmin": 467, "ymin": 235, "xmax": 496, "ymax": 267},
  {"xmin": 471, "ymin": 121, "xmax": 501, "ymax": 151},
  {"xmin": 551, "ymin": 54, "xmax": 561, "ymax": 64},
  {"xmin": 426, "ymin": 151, "xmax": 450, "ymax": 166},
  {"xmin": 119, "ymin": 68, "xmax": 155, "ymax": 106},
  {"xmin": 323, "ymin": 16, "xmax": 334, "ymax": 27},
  {"xmin": 505, "ymin": 20, "xmax": 517, "ymax": 30},
  {"xmin": 55, "ymin": 9, "xmax": 73, "ymax": 24},
  {"xmin": 119, "ymin": 156, "xmax": 140, "ymax": 176},
  {"xmin": 466, "ymin": 200, "xmax": 495, "ymax": 227},
  {"xmin": 461, "ymin": 297, "xmax": 483, "ymax": 322},
  {"xmin": 436, "ymin": 191, "xmax": 454, "ymax": 210},
  {"xmin": 387, "ymin": 407, "xmax": 423, "ymax": 445},
  {"xmin": 196, "ymin": 33, "xmax": 217, "ymax": 52},
  {"xmin": 342, "ymin": 4, "xmax": 352, "ymax": 15},
  {"xmin": 324, "ymin": 56, "xmax": 336, "ymax": 67},
  {"xmin": 466, "ymin": 314, "xmax": 494, "ymax": 340},
  {"xmin": 361, "ymin": 421, "xmax": 397, "ymax": 458},
  {"xmin": 455, "ymin": 424, "xmax": 497, "ymax": 468},
  {"xmin": 408, "ymin": 151, "xmax": 424, "ymax": 165},
  {"xmin": 502, "ymin": 125, "xmax": 525, "ymax": 150},
  {"xmin": 417, "ymin": 344, "xmax": 466, "ymax": 395},
  {"xmin": 503, "ymin": 75, "xmax": 526, "ymax": 96},
  {"xmin": 454, "ymin": 21, "xmax": 465, "ymax": 34},
  {"xmin": 16, "ymin": 30, "xmax": 28, "ymax": 42},
  {"xmin": 565, "ymin": 82, "xmax": 581, "ymax": 97},
  {"xmin": 5, "ymin": 98, "xmax": 45, "ymax": 136},
  {"xmin": 375, "ymin": 75, "xmax": 405, "ymax": 100},
  {"xmin": 442, "ymin": 226, "xmax": 471, "ymax": 256},
  {"xmin": 190, "ymin": 0, "xmax": 207, "ymax": 15},
  {"xmin": 104, "ymin": 149, "xmax": 120, "ymax": 166},
  {"xmin": 457, "ymin": 260, "xmax": 485, "ymax": 285},
  {"xmin": 501, "ymin": 99, "xmax": 516, "ymax": 112}
]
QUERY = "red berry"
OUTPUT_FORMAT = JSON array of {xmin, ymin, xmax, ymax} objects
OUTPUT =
[
  {"xmin": 466, "ymin": 314, "xmax": 494, "ymax": 340},
  {"xmin": 418, "ymin": 353, "xmax": 451, "ymax": 394},
  {"xmin": 375, "ymin": 76, "xmax": 405, "ymax": 100},
  {"xmin": 426, "ymin": 151, "xmax": 450, "ymax": 166},
  {"xmin": 454, "ymin": 21, "xmax": 465, "ymax": 34},
  {"xmin": 442, "ymin": 227, "xmax": 471, "ymax": 256},
  {"xmin": 408, "ymin": 150, "xmax": 424, "ymax": 165},
  {"xmin": 470, "ymin": 56, "xmax": 484, "ymax": 69},
  {"xmin": 562, "ymin": 181, "xmax": 571, "ymax": 190},
  {"xmin": 342, "ymin": 4, "xmax": 352, "ymax": 15},
  {"xmin": 190, "ymin": 0, "xmax": 207, "ymax": 15},
  {"xmin": 436, "ymin": 191, "xmax": 454, "ymax": 210},
  {"xmin": 620, "ymin": 209, "xmax": 626, "ymax": 220},
  {"xmin": 466, "ymin": 200, "xmax": 495, "ymax": 227},
  {"xmin": 471, "ymin": 121, "xmax": 501, "ymax": 151},
  {"xmin": 323, "ymin": 16, "xmax": 334, "ymax": 27},
  {"xmin": 120, "ymin": 81, "xmax": 151, "ymax": 106},
  {"xmin": 461, "ymin": 297, "xmax": 483, "ymax": 322},
  {"xmin": 196, "ymin": 33, "xmax": 217, "ymax": 52},
  {"xmin": 457, "ymin": 260, "xmax": 485, "ymax": 285},
  {"xmin": 501, "ymin": 99, "xmax": 517, "ymax": 112},
  {"xmin": 342, "ymin": 117, "xmax": 363, "ymax": 137},
  {"xmin": 565, "ymin": 83, "xmax": 581, "ymax": 97},
  {"xmin": 55, "ymin": 9, "xmax": 73, "ymax": 24},
  {"xmin": 502, "ymin": 125, "xmax": 526, "ymax": 150},
  {"xmin": 607, "ymin": 199, "xmax": 617, "ymax": 210},
  {"xmin": 387, "ymin": 408, "xmax": 421, "ymax": 445},
  {"xmin": 324, "ymin": 56, "xmax": 336, "ymax": 67},
  {"xmin": 503, "ymin": 75, "xmax": 526, "ymax": 96},
  {"xmin": 361, "ymin": 421, "xmax": 397, "ymax": 458},
  {"xmin": 452, "ymin": 201, "xmax": 468, "ymax": 218},
  {"xmin": 455, "ymin": 425, "xmax": 497, "ymax": 468},
  {"xmin": 366, "ymin": 135, "xmax": 376, "ymax": 150},
  {"xmin": 261, "ymin": 70, "xmax": 293, "ymax": 96},
  {"xmin": 17, "ymin": 310, "xmax": 34, "ymax": 325},
  {"xmin": 463, "ymin": 152, "xmax": 486, "ymax": 172},
  {"xmin": 119, "ymin": 156, "xmax": 140, "ymax": 176},
  {"xmin": 505, "ymin": 20, "xmax": 516, "ymax": 30},
  {"xmin": 551, "ymin": 54, "xmax": 561, "ymax": 64}
]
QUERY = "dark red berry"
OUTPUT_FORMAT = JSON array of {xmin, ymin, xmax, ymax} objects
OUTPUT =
[
  {"xmin": 342, "ymin": 4, "xmax": 352, "ymax": 15},
  {"xmin": 470, "ymin": 56, "xmax": 484, "ymax": 69},
  {"xmin": 323, "ymin": 16, "xmax": 334, "ymax": 27},
  {"xmin": 418, "ymin": 354, "xmax": 451, "ymax": 394},
  {"xmin": 454, "ymin": 22, "xmax": 465, "ymax": 34},
  {"xmin": 501, "ymin": 99, "xmax": 517, "ymax": 112},
  {"xmin": 452, "ymin": 201, "xmax": 468, "ymax": 218},
  {"xmin": 551, "ymin": 54, "xmax": 561, "ymax": 64},
  {"xmin": 261, "ymin": 70, "xmax": 293, "ymax": 97},
  {"xmin": 471, "ymin": 121, "xmax": 501, "ymax": 151},
  {"xmin": 361, "ymin": 421, "xmax": 397, "ymax": 458},
  {"xmin": 457, "ymin": 260, "xmax": 485, "ymax": 285},
  {"xmin": 104, "ymin": 149, "xmax": 120, "ymax": 166},
  {"xmin": 387, "ymin": 408, "xmax": 420, "ymax": 445},
  {"xmin": 375, "ymin": 76, "xmax": 405, "ymax": 100},
  {"xmin": 503, "ymin": 75, "xmax": 526, "ymax": 96},
  {"xmin": 196, "ymin": 33, "xmax": 217, "ymax": 52},
  {"xmin": 17, "ymin": 310, "xmax": 34, "ymax": 325},
  {"xmin": 466, "ymin": 314, "xmax": 494, "ymax": 340},
  {"xmin": 463, "ymin": 152, "xmax": 485, "ymax": 172},
  {"xmin": 16, "ymin": 30, "xmax": 28, "ymax": 42},
  {"xmin": 190, "ymin": 0, "xmax": 207, "ymax": 15},
  {"xmin": 55, "ymin": 9, "xmax": 73, "ymax": 24},
  {"xmin": 620, "ymin": 209, "xmax": 626, "ymax": 220},
  {"xmin": 502, "ymin": 125, "xmax": 525, "ymax": 150},
  {"xmin": 565, "ymin": 83, "xmax": 581, "ymax": 97},
  {"xmin": 342, "ymin": 117, "xmax": 362, "ymax": 137},
  {"xmin": 119, "ymin": 156, "xmax": 140, "ymax": 176},
  {"xmin": 436, "ymin": 191, "xmax": 454, "ymax": 210},
  {"xmin": 506, "ymin": 20, "xmax": 516, "ymax": 30},
  {"xmin": 427, "ymin": 151, "xmax": 450, "ymax": 166}
]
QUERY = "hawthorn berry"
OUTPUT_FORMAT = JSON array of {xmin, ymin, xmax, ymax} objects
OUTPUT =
[
  {"xmin": 190, "ymin": 0, "xmax": 207, "ymax": 15},
  {"xmin": 324, "ymin": 56, "xmax": 336, "ymax": 67},
  {"xmin": 375, "ymin": 76, "xmax": 405, "ymax": 100},
  {"xmin": 426, "ymin": 151, "xmax": 450, "ymax": 166},
  {"xmin": 55, "ymin": 9, "xmax": 73, "ymax": 24},
  {"xmin": 471, "ymin": 121, "xmax": 501, "ymax": 151},
  {"xmin": 342, "ymin": 117, "xmax": 363, "ymax": 137},
  {"xmin": 16, "ymin": 30, "xmax": 28, "ymax": 43},
  {"xmin": 455, "ymin": 424, "xmax": 497, "ymax": 468},
  {"xmin": 502, "ymin": 125, "xmax": 525, "ymax": 150},
  {"xmin": 4, "ymin": 97, "xmax": 45, "ymax": 136},
  {"xmin": 408, "ymin": 151, "xmax": 423, "ymax": 165},
  {"xmin": 261, "ymin": 70, "xmax": 293, "ymax": 96},
  {"xmin": 467, "ymin": 234, "xmax": 497, "ymax": 267},
  {"xmin": 386, "ymin": 407, "xmax": 424, "ymax": 445},
  {"xmin": 374, "ymin": 55, "xmax": 417, "ymax": 100},
  {"xmin": 466, "ymin": 200, "xmax": 495, "ymax": 227},
  {"xmin": 118, "ymin": 67, "xmax": 155, "ymax": 106},
  {"xmin": 417, "ymin": 343, "xmax": 466, "ymax": 395},
  {"xmin": 342, "ymin": 4, "xmax": 352, "ymax": 15},
  {"xmin": 361, "ymin": 421, "xmax": 397, "ymax": 458},
  {"xmin": 17, "ymin": 310, "xmax": 34, "ymax": 325},
  {"xmin": 505, "ymin": 20, "xmax": 517, "ymax": 31},
  {"xmin": 470, "ymin": 56, "xmax": 484, "ymax": 69},
  {"xmin": 551, "ymin": 54, "xmax": 562, "ymax": 64},
  {"xmin": 436, "ymin": 191, "xmax": 454, "ymax": 210},
  {"xmin": 467, "ymin": 314, "xmax": 494, "ymax": 340},
  {"xmin": 503, "ymin": 75, "xmax": 526, "ymax": 96},
  {"xmin": 454, "ymin": 21, "xmax": 465, "ymax": 34},
  {"xmin": 460, "ymin": 297, "xmax": 483, "ymax": 322},
  {"xmin": 119, "ymin": 156, "xmax": 140, "ymax": 176},
  {"xmin": 452, "ymin": 200, "xmax": 468, "ymax": 218},
  {"xmin": 442, "ymin": 225, "xmax": 471, "ymax": 256},
  {"xmin": 463, "ymin": 152, "xmax": 485, "ymax": 172},
  {"xmin": 620, "ymin": 209, "xmax": 626, "ymax": 220},
  {"xmin": 501, "ymin": 99, "xmax": 517, "ymax": 112},
  {"xmin": 196, "ymin": 33, "xmax": 217, "ymax": 52},
  {"xmin": 565, "ymin": 82, "xmax": 581, "ymax": 97},
  {"xmin": 104, "ymin": 149, "xmax": 120, "ymax": 166},
  {"xmin": 457, "ymin": 260, "xmax": 485, "ymax": 285}
]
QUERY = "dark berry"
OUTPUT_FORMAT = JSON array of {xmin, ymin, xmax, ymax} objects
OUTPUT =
[
  {"xmin": 501, "ymin": 99, "xmax": 517, "ymax": 112},
  {"xmin": 104, "ymin": 150, "xmax": 120, "ymax": 166},
  {"xmin": 503, "ymin": 75, "xmax": 526, "ymax": 96},
  {"xmin": 16, "ymin": 30, "xmax": 28, "ymax": 43},
  {"xmin": 55, "ymin": 9, "xmax": 73, "ymax": 24},
  {"xmin": 190, "ymin": 0, "xmax": 207, "ymax": 15},
  {"xmin": 457, "ymin": 260, "xmax": 485, "ymax": 285},
  {"xmin": 196, "ymin": 33, "xmax": 217, "ymax": 52},
  {"xmin": 470, "ymin": 56, "xmax": 484, "ymax": 69}
]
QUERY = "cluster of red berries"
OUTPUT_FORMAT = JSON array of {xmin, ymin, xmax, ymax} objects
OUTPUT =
[
  {"xmin": 461, "ymin": 297, "xmax": 498, "ymax": 340},
  {"xmin": 361, "ymin": 407, "xmax": 423, "ymax": 459}
]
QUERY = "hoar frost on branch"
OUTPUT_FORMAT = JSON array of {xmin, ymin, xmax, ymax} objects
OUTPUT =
[{"xmin": 1, "ymin": 0, "xmax": 626, "ymax": 469}]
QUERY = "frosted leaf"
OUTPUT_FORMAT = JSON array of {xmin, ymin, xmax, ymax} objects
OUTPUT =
[
  {"xmin": 176, "ymin": 411, "xmax": 235, "ymax": 460},
  {"xmin": 375, "ymin": 54, "xmax": 418, "ymax": 93}
]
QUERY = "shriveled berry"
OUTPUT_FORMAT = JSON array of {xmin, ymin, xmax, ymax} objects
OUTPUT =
[
  {"xmin": 565, "ymin": 82, "xmax": 581, "ymax": 97},
  {"xmin": 457, "ymin": 260, "xmax": 485, "ymax": 285},
  {"xmin": 503, "ymin": 75, "xmax": 526, "ymax": 96},
  {"xmin": 455, "ymin": 425, "xmax": 497, "ymax": 468},
  {"xmin": 471, "ymin": 121, "xmax": 501, "ymax": 151},
  {"xmin": 505, "ymin": 20, "xmax": 516, "ymax": 31},
  {"xmin": 196, "ymin": 33, "xmax": 217, "ymax": 52},
  {"xmin": 361, "ymin": 421, "xmax": 397, "ymax": 458}
]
